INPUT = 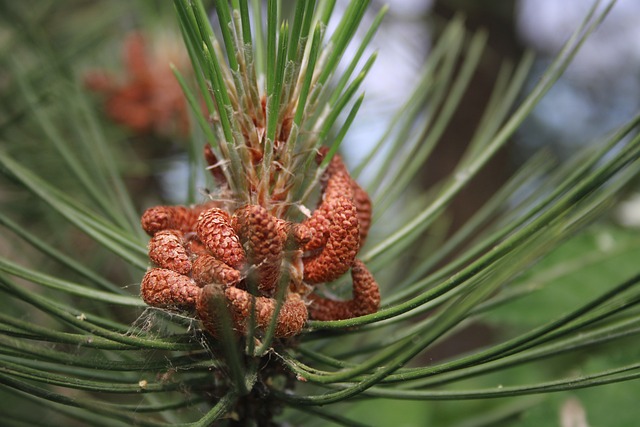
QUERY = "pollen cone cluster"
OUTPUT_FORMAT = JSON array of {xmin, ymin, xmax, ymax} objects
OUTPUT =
[{"xmin": 140, "ymin": 149, "xmax": 380, "ymax": 338}]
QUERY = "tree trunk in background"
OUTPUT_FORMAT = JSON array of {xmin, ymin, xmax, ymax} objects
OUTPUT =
[
  {"xmin": 426, "ymin": 0, "xmax": 524, "ymax": 234},
  {"xmin": 422, "ymin": 0, "xmax": 526, "ymax": 361}
]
